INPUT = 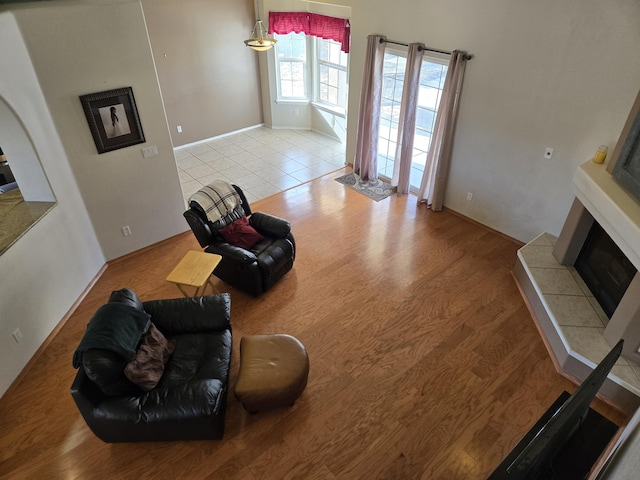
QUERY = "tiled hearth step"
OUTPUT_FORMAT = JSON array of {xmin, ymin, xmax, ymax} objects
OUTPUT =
[{"xmin": 514, "ymin": 233, "xmax": 640, "ymax": 414}]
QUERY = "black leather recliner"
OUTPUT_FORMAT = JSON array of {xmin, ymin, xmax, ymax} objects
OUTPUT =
[
  {"xmin": 70, "ymin": 291, "xmax": 232, "ymax": 443},
  {"xmin": 183, "ymin": 184, "xmax": 295, "ymax": 297}
]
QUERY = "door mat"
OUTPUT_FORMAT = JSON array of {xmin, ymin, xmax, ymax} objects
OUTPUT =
[{"xmin": 334, "ymin": 172, "xmax": 396, "ymax": 202}]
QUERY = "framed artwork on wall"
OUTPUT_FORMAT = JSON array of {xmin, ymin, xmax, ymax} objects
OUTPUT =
[
  {"xmin": 608, "ymin": 89, "xmax": 640, "ymax": 204},
  {"xmin": 80, "ymin": 87, "xmax": 145, "ymax": 154}
]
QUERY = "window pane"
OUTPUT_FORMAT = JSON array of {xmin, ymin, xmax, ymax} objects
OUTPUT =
[
  {"xmin": 319, "ymin": 41, "xmax": 329, "ymax": 62},
  {"xmin": 320, "ymin": 83, "xmax": 329, "ymax": 102},
  {"xmin": 420, "ymin": 62, "xmax": 448, "ymax": 88},
  {"xmin": 281, "ymin": 81, "xmax": 293, "ymax": 97},
  {"xmin": 316, "ymin": 38, "xmax": 349, "ymax": 109},
  {"xmin": 339, "ymin": 70, "xmax": 347, "ymax": 88},
  {"xmin": 418, "ymin": 85, "xmax": 440, "ymax": 110},
  {"xmin": 280, "ymin": 63, "xmax": 292, "ymax": 80},
  {"xmin": 292, "ymin": 80, "xmax": 305, "ymax": 97},
  {"xmin": 383, "ymin": 54, "xmax": 399, "ymax": 71},
  {"xmin": 328, "ymin": 67, "xmax": 339, "ymax": 86},
  {"xmin": 291, "ymin": 36, "xmax": 306, "ymax": 58},
  {"xmin": 413, "ymin": 130, "xmax": 431, "ymax": 152},
  {"xmin": 328, "ymin": 86, "xmax": 338, "ymax": 105},
  {"xmin": 328, "ymin": 42, "xmax": 341, "ymax": 64},
  {"xmin": 291, "ymin": 62, "xmax": 304, "ymax": 80},
  {"xmin": 276, "ymin": 34, "xmax": 293, "ymax": 57},
  {"xmin": 339, "ymin": 50, "xmax": 348, "ymax": 67},
  {"xmin": 276, "ymin": 33, "xmax": 306, "ymax": 59},
  {"xmin": 416, "ymin": 107, "xmax": 435, "ymax": 132},
  {"xmin": 276, "ymin": 33, "xmax": 307, "ymax": 100},
  {"xmin": 338, "ymin": 70, "xmax": 348, "ymax": 105},
  {"xmin": 377, "ymin": 54, "xmax": 449, "ymax": 191},
  {"xmin": 320, "ymin": 64, "xmax": 328, "ymax": 82},
  {"xmin": 382, "ymin": 76, "xmax": 397, "ymax": 102}
]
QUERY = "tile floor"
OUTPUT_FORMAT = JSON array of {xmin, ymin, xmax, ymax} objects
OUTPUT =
[
  {"xmin": 518, "ymin": 233, "xmax": 640, "ymax": 392},
  {"xmin": 174, "ymin": 127, "xmax": 347, "ymax": 206}
]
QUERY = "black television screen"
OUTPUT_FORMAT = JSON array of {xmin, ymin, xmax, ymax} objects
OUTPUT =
[{"xmin": 489, "ymin": 339, "xmax": 623, "ymax": 480}]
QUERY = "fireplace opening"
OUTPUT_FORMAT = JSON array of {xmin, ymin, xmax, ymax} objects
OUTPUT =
[{"xmin": 574, "ymin": 222, "xmax": 637, "ymax": 319}]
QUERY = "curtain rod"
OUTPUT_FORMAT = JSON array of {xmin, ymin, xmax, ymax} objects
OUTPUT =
[{"xmin": 380, "ymin": 38, "xmax": 473, "ymax": 60}]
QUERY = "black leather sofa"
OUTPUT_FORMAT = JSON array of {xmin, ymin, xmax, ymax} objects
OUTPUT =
[
  {"xmin": 184, "ymin": 183, "xmax": 295, "ymax": 296},
  {"xmin": 70, "ymin": 290, "xmax": 232, "ymax": 442}
]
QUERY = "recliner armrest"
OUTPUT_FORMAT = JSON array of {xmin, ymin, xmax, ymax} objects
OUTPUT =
[
  {"xmin": 205, "ymin": 243, "xmax": 258, "ymax": 264},
  {"xmin": 249, "ymin": 212, "xmax": 291, "ymax": 238},
  {"xmin": 142, "ymin": 294, "xmax": 231, "ymax": 335}
]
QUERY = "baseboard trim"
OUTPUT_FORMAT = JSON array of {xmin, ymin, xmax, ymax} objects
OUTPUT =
[
  {"xmin": 107, "ymin": 231, "xmax": 193, "ymax": 265},
  {"xmin": 442, "ymin": 206, "xmax": 524, "ymax": 247}
]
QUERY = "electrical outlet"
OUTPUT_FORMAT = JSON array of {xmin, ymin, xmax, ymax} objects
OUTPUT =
[
  {"xmin": 121, "ymin": 225, "xmax": 132, "ymax": 236},
  {"xmin": 177, "ymin": 125, "xmax": 183, "ymax": 133},
  {"xmin": 12, "ymin": 328, "xmax": 23, "ymax": 343},
  {"xmin": 544, "ymin": 148, "xmax": 554, "ymax": 159},
  {"xmin": 467, "ymin": 192, "xmax": 473, "ymax": 201}
]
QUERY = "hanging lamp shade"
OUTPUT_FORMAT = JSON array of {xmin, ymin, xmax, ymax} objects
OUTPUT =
[{"xmin": 244, "ymin": 20, "xmax": 277, "ymax": 51}]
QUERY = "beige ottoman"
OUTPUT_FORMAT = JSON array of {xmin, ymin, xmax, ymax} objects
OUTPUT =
[{"xmin": 234, "ymin": 334, "xmax": 309, "ymax": 413}]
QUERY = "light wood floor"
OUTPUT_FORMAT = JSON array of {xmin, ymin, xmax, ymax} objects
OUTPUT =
[{"xmin": 0, "ymin": 170, "xmax": 628, "ymax": 479}]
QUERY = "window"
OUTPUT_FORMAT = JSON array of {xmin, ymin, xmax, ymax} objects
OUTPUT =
[
  {"xmin": 378, "ymin": 53, "xmax": 406, "ymax": 179},
  {"xmin": 378, "ymin": 51, "xmax": 448, "ymax": 190},
  {"xmin": 316, "ymin": 38, "xmax": 348, "ymax": 111},
  {"xmin": 275, "ymin": 33, "xmax": 307, "ymax": 100},
  {"xmin": 274, "ymin": 33, "xmax": 349, "ymax": 113}
]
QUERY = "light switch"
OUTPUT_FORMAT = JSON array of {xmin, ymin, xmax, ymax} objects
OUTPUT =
[{"xmin": 142, "ymin": 145, "xmax": 158, "ymax": 158}]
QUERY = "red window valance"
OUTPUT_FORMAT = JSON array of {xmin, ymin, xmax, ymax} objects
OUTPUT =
[{"xmin": 268, "ymin": 12, "xmax": 350, "ymax": 53}]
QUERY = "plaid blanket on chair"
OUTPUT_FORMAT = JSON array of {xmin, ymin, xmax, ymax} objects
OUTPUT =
[{"xmin": 189, "ymin": 180, "xmax": 242, "ymax": 223}]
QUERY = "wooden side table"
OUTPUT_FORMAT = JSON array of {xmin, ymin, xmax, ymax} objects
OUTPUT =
[{"xmin": 166, "ymin": 250, "xmax": 222, "ymax": 297}]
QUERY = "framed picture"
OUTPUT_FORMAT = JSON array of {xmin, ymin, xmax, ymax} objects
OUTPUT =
[
  {"xmin": 609, "ymin": 89, "xmax": 640, "ymax": 203},
  {"xmin": 80, "ymin": 87, "xmax": 145, "ymax": 154}
]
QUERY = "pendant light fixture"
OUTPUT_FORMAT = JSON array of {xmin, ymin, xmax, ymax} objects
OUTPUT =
[{"xmin": 244, "ymin": 1, "xmax": 277, "ymax": 51}]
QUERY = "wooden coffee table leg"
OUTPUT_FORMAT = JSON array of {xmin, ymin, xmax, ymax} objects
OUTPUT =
[
  {"xmin": 207, "ymin": 276, "xmax": 218, "ymax": 294},
  {"xmin": 176, "ymin": 284, "xmax": 191, "ymax": 297}
]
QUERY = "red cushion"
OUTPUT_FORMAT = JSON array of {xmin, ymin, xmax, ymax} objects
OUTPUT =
[{"xmin": 218, "ymin": 216, "xmax": 264, "ymax": 249}]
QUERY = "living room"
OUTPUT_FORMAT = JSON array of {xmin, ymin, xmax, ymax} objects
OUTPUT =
[{"xmin": 0, "ymin": 0, "xmax": 639, "ymax": 477}]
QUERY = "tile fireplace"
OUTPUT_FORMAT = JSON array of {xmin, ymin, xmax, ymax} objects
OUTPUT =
[{"xmin": 514, "ymin": 160, "xmax": 640, "ymax": 414}]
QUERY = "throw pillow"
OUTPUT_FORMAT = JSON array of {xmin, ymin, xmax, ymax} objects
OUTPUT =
[
  {"xmin": 124, "ymin": 323, "xmax": 175, "ymax": 391},
  {"xmin": 218, "ymin": 215, "xmax": 264, "ymax": 249}
]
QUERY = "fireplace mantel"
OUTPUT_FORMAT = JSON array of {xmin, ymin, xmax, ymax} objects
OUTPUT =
[{"xmin": 573, "ymin": 160, "xmax": 640, "ymax": 270}]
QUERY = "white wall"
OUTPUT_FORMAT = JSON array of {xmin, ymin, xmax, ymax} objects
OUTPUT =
[
  {"xmin": 345, "ymin": 0, "xmax": 640, "ymax": 242},
  {"xmin": 0, "ymin": 99, "xmax": 54, "ymax": 202},
  {"xmin": 14, "ymin": 0, "xmax": 186, "ymax": 261},
  {"xmin": 0, "ymin": 0, "xmax": 189, "ymax": 397},
  {"xmin": 0, "ymin": 11, "xmax": 104, "ymax": 397}
]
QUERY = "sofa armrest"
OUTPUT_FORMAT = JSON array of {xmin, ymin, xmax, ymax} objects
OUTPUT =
[
  {"xmin": 142, "ymin": 294, "xmax": 231, "ymax": 335},
  {"xmin": 205, "ymin": 242, "xmax": 258, "ymax": 264},
  {"xmin": 249, "ymin": 212, "xmax": 291, "ymax": 238},
  {"xmin": 71, "ymin": 367, "xmax": 105, "ymax": 412}
]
